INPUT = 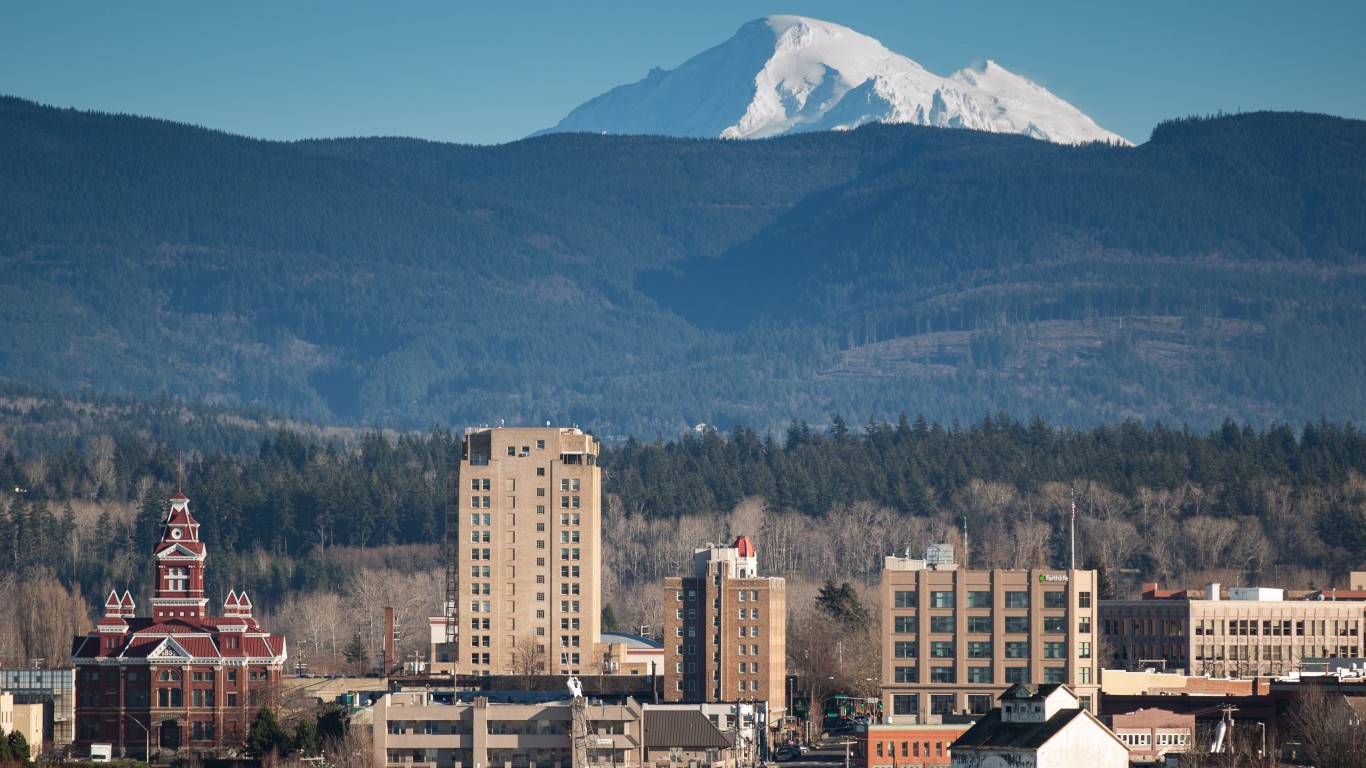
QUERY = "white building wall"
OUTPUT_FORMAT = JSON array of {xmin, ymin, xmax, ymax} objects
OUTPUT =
[
  {"xmin": 950, "ymin": 750, "xmax": 1035, "ymax": 768},
  {"xmin": 1034, "ymin": 717, "xmax": 1128, "ymax": 768}
]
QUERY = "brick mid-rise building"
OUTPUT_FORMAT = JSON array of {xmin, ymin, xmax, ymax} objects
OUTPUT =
[
  {"xmin": 71, "ymin": 492, "xmax": 286, "ymax": 759},
  {"xmin": 663, "ymin": 537, "xmax": 786, "ymax": 717}
]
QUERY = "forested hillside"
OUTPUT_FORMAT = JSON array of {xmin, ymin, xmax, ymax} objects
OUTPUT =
[
  {"xmin": 1, "ymin": 97, "xmax": 1364, "ymax": 432},
  {"xmin": 3, "ymin": 397, "xmax": 1365, "ymax": 667}
]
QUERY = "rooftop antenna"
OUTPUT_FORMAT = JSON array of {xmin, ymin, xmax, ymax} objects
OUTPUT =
[
  {"xmin": 1070, "ymin": 486, "xmax": 1076, "ymax": 572},
  {"xmin": 962, "ymin": 515, "xmax": 969, "ymax": 569},
  {"xmin": 178, "ymin": 450, "xmax": 184, "ymax": 495}
]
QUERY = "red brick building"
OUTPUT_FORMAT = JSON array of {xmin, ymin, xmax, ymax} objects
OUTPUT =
[{"xmin": 71, "ymin": 492, "xmax": 287, "ymax": 758}]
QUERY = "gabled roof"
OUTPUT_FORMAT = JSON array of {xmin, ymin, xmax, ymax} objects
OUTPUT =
[
  {"xmin": 999, "ymin": 683, "xmax": 1066, "ymax": 701},
  {"xmin": 951, "ymin": 708, "xmax": 1087, "ymax": 751},
  {"xmin": 645, "ymin": 710, "xmax": 733, "ymax": 749}
]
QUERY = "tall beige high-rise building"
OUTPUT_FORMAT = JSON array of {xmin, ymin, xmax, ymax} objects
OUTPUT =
[
  {"xmin": 879, "ymin": 545, "xmax": 1099, "ymax": 721},
  {"xmin": 450, "ymin": 426, "xmax": 602, "ymax": 676}
]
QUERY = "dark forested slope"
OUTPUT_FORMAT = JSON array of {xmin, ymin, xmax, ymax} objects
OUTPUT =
[{"xmin": 1, "ymin": 97, "xmax": 1363, "ymax": 432}]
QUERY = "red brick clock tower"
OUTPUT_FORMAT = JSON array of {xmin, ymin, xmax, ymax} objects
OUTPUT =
[{"xmin": 72, "ymin": 491, "xmax": 287, "ymax": 759}]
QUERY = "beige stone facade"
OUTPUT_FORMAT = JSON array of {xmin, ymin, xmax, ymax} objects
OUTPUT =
[
  {"xmin": 374, "ymin": 690, "xmax": 643, "ymax": 768},
  {"xmin": 453, "ymin": 427, "xmax": 602, "ymax": 676},
  {"xmin": 662, "ymin": 538, "xmax": 786, "ymax": 716},
  {"xmin": 879, "ymin": 550, "xmax": 1099, "ymax": 721},
  {"xmin": 1100, "ymin": 582, "xmax": 1366, "ymax": 677}
]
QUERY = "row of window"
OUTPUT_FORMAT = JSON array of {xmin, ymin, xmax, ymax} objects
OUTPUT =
[
  {"xmin": 888, "ymin": 666, "xmax": 1079, "ymax": 685},
  {"xmin": 675, "ymin": 589, "xmax": 762, "ymax": 602},
  {"xmin": 893, "ymin": 640, "xmax": 1089, "ymax": 659},
  {"xmin": 892, "ymin": 615, "xmax": 1091, "ymax": 634},
  {"xmin": 893, "ymin": 590, "xmax": 1086, "ymax": 609}
]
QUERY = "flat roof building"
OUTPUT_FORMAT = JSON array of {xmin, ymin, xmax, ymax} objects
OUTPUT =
[
  {"xmin": 450, "ymin": 427, "xmax": 603, "ymax": 676},
  {"xmin": 879, "ymin": 546, "xmax": 1099, "ymax": 721},
  {"xmin": 1100, "ymin": 581, "xmax": 1366, "ymax": 677},
  {"xmin": 663, "ymin": 537, "xmax": 786, "ymax": 717}
]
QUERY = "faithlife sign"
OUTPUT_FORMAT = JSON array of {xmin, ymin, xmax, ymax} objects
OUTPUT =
[{"xmin": 1039, "ymin": 574, "xmax": 1069, "ymax": 583}]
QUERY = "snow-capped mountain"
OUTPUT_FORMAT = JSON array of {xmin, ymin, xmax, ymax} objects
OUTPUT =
[{"xmin": 537, "ymin": 16, "xmax": 1130, "ymax": 145}]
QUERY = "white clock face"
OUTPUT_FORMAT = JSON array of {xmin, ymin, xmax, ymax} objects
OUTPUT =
[{"xmin": 170, "ymin": 528, "xmax": 183, "ymax": 540}]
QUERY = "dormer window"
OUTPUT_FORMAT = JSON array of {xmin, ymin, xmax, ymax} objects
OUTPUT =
[{"xmin": 166, "ymin": 567, "xmax": 189, "ymax": 592}]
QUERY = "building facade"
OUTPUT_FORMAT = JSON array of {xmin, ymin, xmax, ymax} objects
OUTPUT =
[
  {"xmin": 1099, "ymin": 582, "xmax": 1366, "ymax": 677},
  {"xmin": 71, "ymin": 492, "xmax": 287, "ymax": 758},
  {"xmin": 857, "ymin": 722, "xmax": 970, "ymax": 768},
  {"xmin": 662, "ymin": 537, "xmax": 786, "ymax": 716},
  {"xmin": 0, "ymin": 668, "xmax": 75, "ymax": 748},
  {"xmin": 1109, "ymin": 707, "xmax": 1194, "ymax": 763},
  {"xmin": 450, "ymin": 427, "xmax": 603, "ymax": 677},
  {"xmin": 374, "ymin": 690, "xmax": 644, "ymax": 768},
  {"xmin": 879, "ymin": 547, "xmax": 1099, "ymax": 722}
]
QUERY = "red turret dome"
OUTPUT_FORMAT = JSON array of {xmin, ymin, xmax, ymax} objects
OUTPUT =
[{"xmin": 734, "ymin": 536, "xmax": 756, "ymax": 557}]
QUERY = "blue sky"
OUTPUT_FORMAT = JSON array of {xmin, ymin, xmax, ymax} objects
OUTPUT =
[{"xmin": 2, "ymin": 1, "xmax": 1362, "ymax": 146}]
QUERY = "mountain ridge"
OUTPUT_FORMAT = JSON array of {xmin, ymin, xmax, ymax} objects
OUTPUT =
[
  {"xmin": 538, "ymin": 15, "xmax": 1130, "ymax": 145},
  {"xmin": 1, "ymin": 96, "xmax": 1363, "ymax": 434}
]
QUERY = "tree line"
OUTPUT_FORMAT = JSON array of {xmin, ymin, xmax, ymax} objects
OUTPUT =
[{"xmin": 2, "ymin": 413, "xmax": 1366, "ymax": 667}]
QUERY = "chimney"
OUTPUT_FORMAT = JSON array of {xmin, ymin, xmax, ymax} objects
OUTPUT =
[
  {"xmin": 385, "ymin": 606, "xmax": 397, "ymax": 677},
  {"xmin": 1207, "ymin": 582, "xmax": 1221, "ymax": 601}
]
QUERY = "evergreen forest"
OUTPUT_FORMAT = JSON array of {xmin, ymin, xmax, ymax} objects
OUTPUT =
[
  {"xmin": 2, "ymin": 97, "xmax": 1364, "ymax": 433},
  {"xmin": 2, "ymin": 391, "xmax": 1365, "ymax": 670}
]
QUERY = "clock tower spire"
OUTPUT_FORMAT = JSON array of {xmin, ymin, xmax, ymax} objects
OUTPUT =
[{"xmin": 150, "ymin": 490, "xmax": 208, "ymax": 621}]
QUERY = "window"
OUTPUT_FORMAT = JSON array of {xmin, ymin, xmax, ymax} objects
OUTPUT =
[
  {"xmin": 1004, "ymin": 591, "xmax": 1029, "ymax": 608},
  {"xmin": 1005, "ymin": 616, "xmax": 1030, "ymax": 633},
  {"xmin": 537, "ymin": 467, "xmax": 545, "ymax": 476},
  {"xmin": 930, "ymin": 616, "xmax": 954, "ymax": 633},
  {"xmin": 1044, "ymin": 591, "xmax": 1067, "ymax": 608},
  {"xmin": 931, "ymin": 591, "xmax": 955, "ymax": 608},
  {"xmin": 967, "ymin": 666, "xmax": 992, "ymax": 684},
  {"xmin": 892, "ymin": 695, "xmax": 917, "ymax": 716},
  {"xmin": 1079, "ymin": 667, "xmax": 1092, "ymax": 684},
  {"xmin": 967, "ymin": 694, "xmax": 993, "ymax": 714},
  {"xmin": 749, "ymin": 627, "xmax": 758, "ymax": 637},
  {"xmin": 930, "ymin": 640, "xmax": 955, "ymax": 658},
  {"xmin": 1079, "ymin": 641, "xmax": 1092, "ymax": 659},
  {"xmin": 929, "ymin": 666, "xmax": 954, "ymax": 683},
  {"xmin": 966, "ymin": 591, "xmax": 991, "ymax": 608},
  {"xmin": 226, "ymin": 692, "xmax": 238, "ymax": 706},
  {"xmin": 929, "ymin": 694, "xmax": 955, "ymax": 715},
  {"xmin": 894, "ymin": 616, "xmax": 916, "ymax": 633},
  {"xmin": 750, "ymin": 608, "xmax": 759, "ymax": 619},
  {"xmin": 894, "ymin": 590, "xmax": 917, "ymax": 608},
  {"xmin": 894, "ymin": 666, "xmax": 917, "ymax": 683},
  {"xmin": 1044, "ymin": 642, "xmax": 1066, "ymax": 659},
  {"xmin": 894, "ymin": 641, "xmax": 917, "ymax": 658},
  {"xmin": 967, "ymin": 641, "xmax": 991, "ymax": 658},
  {"xmin": 1044, "ymin": 616, "xmax": 1066, "ymax": 633},
  {"xmin": 166, "ymin": 567, "xmax": 188, "ymax": 592},
  {"xmin": 1005, "ymin": 641, "xmax": 1029, "ymax": 658},
  {"xmin": 1079, "ymin": 591, "xmax": 1092, "ymax": 608},
  {"xmin": 1078, "ymin": 616, "xmax": 1092, "ymax": 634},
  {"xmin": 1004, "ymin": 667, "xmax": 1030, "ymax": 684},
  {"xmin": 967, "ymin": 615, "xmax": 992, "ymax": 634},
  {"xmin": 1043, "ymin": 666, "xmax": 1066, "ymax": 684}
]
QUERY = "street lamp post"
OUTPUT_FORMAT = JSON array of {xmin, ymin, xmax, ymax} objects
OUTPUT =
[{"xmin": 125, "ymin": 714, "xmax": 150, "ymax": 763}]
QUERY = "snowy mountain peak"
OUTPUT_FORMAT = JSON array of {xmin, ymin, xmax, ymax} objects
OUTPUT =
[{"xmin": 537, "ymin": 16, "xmax": 1130, "ymax": 146}]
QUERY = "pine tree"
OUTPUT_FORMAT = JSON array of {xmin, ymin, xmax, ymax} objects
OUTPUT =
[
  {"xmin": 343, "ymin": 632, "xmax": 370, "ymax": 674},
  {"xmin": 6, "ymin": 730, "xmax": 29, "ymax": 763},
  {"xmin": 293, "ymin": 717, "xmax": 322, "ymax": 757},
  {"xmin": 246, "ymin": 706, "xmax": 289, "ymax": 759}
]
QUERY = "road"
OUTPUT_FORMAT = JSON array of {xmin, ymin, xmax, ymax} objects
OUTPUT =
[{"xmin": 774, "ymin": 744, "xmax": 854, "ymax": 768}]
